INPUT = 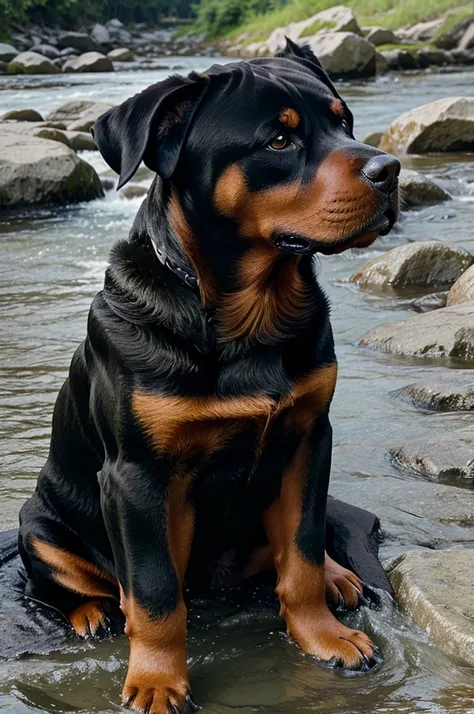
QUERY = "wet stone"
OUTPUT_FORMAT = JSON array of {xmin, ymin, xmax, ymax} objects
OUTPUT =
[
  {"xmin": 389, "ymin": 435, "xmax": 474, "ymax": 482},
  {"xmin": 392, "ymin": 372, "xmax": 474, "ymax": 411}
]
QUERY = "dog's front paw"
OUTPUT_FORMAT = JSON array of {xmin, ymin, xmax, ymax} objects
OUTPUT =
[
  {"xmin": 325, "ymin": 556, "xmax": 363, "ymax": 611},
  {"xmin": 122, "ymin": 672, "xmax": 198, "ymax": 714},
  {"xmin": 68, "ymin": 599, "xmax": 111, "ymax": 639}
]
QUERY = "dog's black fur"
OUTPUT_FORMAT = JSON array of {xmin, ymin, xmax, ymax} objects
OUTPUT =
[{"xmin": 19, "ymin": 41, "xmax": 399, "ymax": 714}]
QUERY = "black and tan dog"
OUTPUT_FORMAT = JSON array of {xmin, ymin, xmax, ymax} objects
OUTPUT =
[{"xmin": 19, "ymin": 41, "xmax": 399, "ymax": 714}]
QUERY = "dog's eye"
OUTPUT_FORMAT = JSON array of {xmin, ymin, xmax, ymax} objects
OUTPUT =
[
  {"xmin": 268, "ymin": 132, "xmax": 290, "ymax": 151},
  {"xmin": 341, "ymin": 119, "xmax": 351, "ymax": 135}
]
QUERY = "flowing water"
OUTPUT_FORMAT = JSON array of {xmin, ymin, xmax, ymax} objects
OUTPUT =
[{"xmin": 1, "ymin": 61, "xmax": 474, "ymax": 713}]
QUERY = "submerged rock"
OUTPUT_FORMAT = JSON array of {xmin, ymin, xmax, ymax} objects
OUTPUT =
[
  {"xmin": 399, "ymin": 169, "xmax": 451, "ymax": 207},
  {"xmin": 0, "ymin": 131, "xmax": 103, "ymax": 207},
  {"xmin": 388, "ymin": 549, "xmax": 474, "ymax": 664},
  {"xmin": 410, "ymin": 291, "xmax": 448, "ymax": 313},
  {"xmin": 349, "ymin": 241, "xmax": 472, "ymax": 290},
  {"xmin": 7, "ymin": 51, "xmax": 59, "ymax": 75},
  {"xmin": 447, "ymin": 264, "xmax": 474, "ymax": 306},
  {"xmin": 393, "ymin": 372, "xmax": 474, "ymax": 411},
  {"xmin": 389, "ymin": 436, "xmax": 474, "ymax": 481},
  {"xmin": 307, "ymin": 32, "xmax": 376, "ymax": 78},
  {"xmin": 379, "ymin": 97, "xmax": 474, "ymax": 154},
  {"xmin": 359, "ymin": 303, "xmax": 474, "ymax": 360},
  {"xmin": 62, "ymin": 51, "xmax": 113, "ymax": 73}
]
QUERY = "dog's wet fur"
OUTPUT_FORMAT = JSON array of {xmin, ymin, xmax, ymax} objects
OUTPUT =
[{"xmin": 19, "ymin": 41, "xmax": 399, "ymax": 713}]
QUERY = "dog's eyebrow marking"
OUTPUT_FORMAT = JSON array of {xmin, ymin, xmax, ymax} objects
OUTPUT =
[
  {"xmin": 279, "ymin": 108, "xmax": 300, "ymax": 129},
  {"xmin": 330, "ymin": 98, "xmax": 344, "ymax": 117}
]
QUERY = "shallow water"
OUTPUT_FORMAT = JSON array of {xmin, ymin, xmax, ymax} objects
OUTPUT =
[{"xmin": 1, "ymin": 62, "xmax": 474, "ymax": 713}]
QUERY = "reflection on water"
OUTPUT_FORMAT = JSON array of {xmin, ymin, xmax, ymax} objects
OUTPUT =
[{"xmin": 1, "ymin": 64, "xmax": 474, "ymax": 713}]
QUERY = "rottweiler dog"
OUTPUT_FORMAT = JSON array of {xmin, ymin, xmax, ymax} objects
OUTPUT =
[{"xmin": 19, "ymin": 41, "xmax": 399, "ymax": 714}]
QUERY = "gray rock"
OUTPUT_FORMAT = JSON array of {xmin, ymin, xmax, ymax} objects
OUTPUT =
[
  {"xmin": 447, "ymin": 264, "xmax": 474, "ymax": 306},
  {"xmin": 101, "ymin": 177, "xmax": 116, "ymax": 191},
  {"xmin": 0, "ymin": 60, "xmax": 7, "ymax": 74},
  {"xmin": 107, "ymin": 47, "xmax": 134, "ymax": 61},
  {"xmin": 410, "ymin": 291, "xmax": 448, "ymax": 313},
  {"xmin": 307, "ymin": 32, "xmax": 376, "ymax": 78},
  {"xmin": 47, "ymin": 100, "xmax": 114, "ymax": 127},
  {"xmin": 0, "ymin": 131, "xmax": 103, "ymax": 207},
  {"xmin": 1, "ymin": 108, "xmax": 44, "ymax": 122},
  {"xmin": 362, "ymin": 130, "xmax": 383, "ymax": 147},
  {"xmin": 381, "ymin": 48, "xmax": 418, "ymax": 70},
  {"xmin": 32, "ymin": 43, "xmax": 60, "ymax": 59},
  {"xmin": 57, "ymin": 32, "xmax": 101, "ymax": 53},
  {"xmin": 416, "ymin": 49, "xmax": 452, "ymax": 68},
  {"xmin": 33, "ymin": 127, "xmax": 70, "ymax": 146},
  {"xmin": 399, "ymin": 169, "xmax": 451, "ymax": 207},
  {"xmin": 388, "ymin": 549, "xmax": 474, "ymax": 664},
  {"xmin": 90, "ymin": 23, "xmax": 110, "ymax": 46},
  {"xmin": 379, "ymin": 97, "xmax": 474, "ymax": 154},
  {"xmin": 106, "ymin": 18, "xmax": 124, "ymax": 29},
  {"xmin": 435, "ymin": 13, "xmax": 474, "ymax": 50},
  {"xmin": 393, "ymin": 372, "xmax": 474, "ymax": 411},
  {"xmin": 459, "ymin": 22, "xmax": 474, "ymax": 51},
  {"xmin": 397, "ymin": 18, "xmax": 444, "ymax": 42},
  {"xmin": 349, "ymin": 241, "xmax": 472, "ymax": 289},
  {"xmin": 375, "ymin": 50, "xmax": 388, "ymax": 73},
  {"xmin": 119, "ymin": 184, "xmax": 148, "ymax": 199},
  {"xmin": 62, "ymin": 51, "xmax": 113, "ymax": 73},
  {"xmin": 59, "ymin": 47, "xmax": 79, "ymax": 57},
  {"xmin": 364, "ymin": 27, "xmax": 400, "ymax": 46},
  {"xmin": 451, "ymin": 48, "xmax": 474, "ymax": 65},
  {"xmin": 7, "ymin": 51, "xmax": 59, "ymax": 75},
  {"xmin": 360, "ymin": 302, "xmax": 474, "ymax": 360},
  {"xmin": 389, "ymin": 436, "xmax": 474, "ymax": 481},
  {"xmin": 0, "ymin": 43, "xmax": 19, "ymax": 62}
]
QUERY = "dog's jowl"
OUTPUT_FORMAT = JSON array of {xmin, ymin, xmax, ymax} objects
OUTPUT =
[{"xmin": 18, "ymin": 40, "xmax": 399, "ymax": 714}]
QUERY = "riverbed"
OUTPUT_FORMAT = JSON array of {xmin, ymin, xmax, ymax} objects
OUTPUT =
[{"xmin": 1, "ymin": 61, "xmax": 474, "ymax": 713}]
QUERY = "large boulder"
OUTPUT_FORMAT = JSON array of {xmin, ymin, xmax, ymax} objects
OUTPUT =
[
  {"xmin": 0, "ymin": 43, "xmax": 19, "ymax": 62},
  {"xmin": 349, "ymin": 241, "xmax": 472, "ymax": 290},
  {"xmin": 33, "ymin": 44, "xmax": 60, "ymax": 59},
  {"xmin": 1, "ymin": 108, "xmax": 44, "ymax": 122},
  {"xmin": 388, "ymin": 550, "xmax": 474, "ymax": 664},
  {"xmin": 393, "ymin": 372, "xmax": 474, "ymax": 412},
  {"xmin": 7, "ymin": 51, "xmax": 59, "ymax": 75},
  {"xmin": 90, "ymin": 23, "xmax": 110, "ymax": 46},
  {"xmin": 57, "ymin": 32, "xmax": 101, "ymax": 53},
  {"xmin": 360, "ymin": 303, "xmax": 474, "ymax": 360},
  {"xmin": 46, "ymin": 100, "xmax": 114, "ymax": 130},
  {"xmin": 399, "ymin": 169, "xmax": 451, "ymax": 207},
  {"xmin": 379, "ymin": 97, "xmax": 474, "ymax": 154},
  {"xmin": 306, "ymin": 32, "xmax": 376, "ymax": 79},
  {"xmin": 0, "ymin": 131, "xmax": 103, "ymax": 207},
  {"xmin": 390, "ymin": 436, "xmax": 474, "ymax": 481},
  {"xmin": 447, "ymin": 264, "xmax": 474, "ymax": 306},
  {"xmin": 62, "ymin": 52, "xmax": 113, "ymax": 73},
  {"xmin": 381, "ymin": 48, "xmax": 418, "ymax": 70},
  {"xmin": 364, "ymin": 27, "xmax": 399, "ymax": 46}
]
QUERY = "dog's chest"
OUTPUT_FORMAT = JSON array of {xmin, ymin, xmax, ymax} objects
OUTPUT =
[{"xmin": 131, "ymin": 363, "xmax": 336, "ymax": 460}]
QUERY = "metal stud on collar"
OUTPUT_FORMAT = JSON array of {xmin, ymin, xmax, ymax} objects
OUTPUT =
[{"xmin": 152, "ymin": 243, "xmax": 199, "ymax": 290}]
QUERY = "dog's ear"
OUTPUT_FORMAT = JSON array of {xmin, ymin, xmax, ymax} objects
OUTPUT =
[{"xmin": 92, "ymin": 72, "xmax": 209, "ymax": 188}]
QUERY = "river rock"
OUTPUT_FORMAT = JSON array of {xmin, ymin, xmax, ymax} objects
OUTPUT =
[
  {"xmin": 62, "ymin": 51, "xmax": 113, "ymax": 73},
  {"xmin": 410, "ymin": 291, "xmax": 448, "ymax": 313},
  {"xmin": 459, "ymin": 22, "xmax": 474, "ymax": 51},
  {"xmin": 108, "ymin": 47, "xmax": 134, "ymax": 61},
  {"xmin": 0, "ymin": 43, "xmax": 19, "ymax": 61},
  {"xmin": 363, "ymin": 131, "xmax": 383, "ymax": 147},
  {"xmin": 47, "ymin": 100, "xmax": 113, "ymax": 129},
  {"xmin": 0, "ymin": 131, "xmax": 103, "ymax": 207},
  {"xmin": 360, "ymin": 302, "xmax": 474, "ymax": 360},
  {"xmin": 1, "ymin": 109, "xmax": 44, "ymax": 122},
  {"xmin": 399, "ymin": 169, "xmax": 451, "ymax": 207},
  {"xmin": 379, "ymin": 97, "xmax": 474, "ymax": 154},
  {"xmin": 63, "ymin": 130, "xmax": 97, "ymax": 151},
  {"xmin": 33, "ymin": 127, "xmax": 70, "ymax": 146},
  {"xmin": 349, "ymin": 241, "xmax": 472, "ymax": 289},
  {"xmin": 435, "ymin": 13, "xmax": 474, "ymax": 50},
  {"xmin": 447, "ymin": 264, "xmax": 474, "ymax": 306},
  {"xmin": 364, "ymin": 27, "xmax": 399, "ymax": 46},
  {"xmin": 33, "ymin": 44, "xmax": 60, "ymax": 59},
  {"xmin": 57, "ymin": 32, "xmax": 101, "ymax": 53},
  {"xmin": 375, "ymin": 51, "xmax": 388, "ymax": 73},
  {"xmin": 90, "ymin": 23, "xmax": 110, "ymax": 46},
  {"xmin": 393, "ymin": 372, "xmax": 474, "ymax": 411},
  {"xmin": 398, "ymin": 18, "xmax": 444, "ymax": 42},
  {"xmin": 307, "ymin": 32, "xmax": 375, "ymax": 78},
  {"xmin": 302, "ymin": 5, "xmax": 361, "ymax": 35},
  {"xmin": 416, "ymin": 49, "xmax": 452, "ymax": 68},
  {"xmin": 119, "ymin": 184, "xmax": 148, "ymax": 199},
  {"xmin": 388, "ymin": 549, "xmax": 474, "ymax": 664},
  {"xmin": 381, "ymin": 48, "xmax": 418, "ymax": 70},
  {"xmin": 59, "ymin": 47, "xmax": 79, "ymax": 57},
  {"xmin": 390, "ymin": 436, "xmax": 474, "ymax": 481},
  {"xmin": 7, "ymin": 51, "xmax": 59, "ymax": 75}
]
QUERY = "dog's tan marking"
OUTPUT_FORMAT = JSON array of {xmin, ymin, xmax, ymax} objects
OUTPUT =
[
  {"xmin": 69, "ymin": 599, "xmax": 109, "ymax": 638},
  {"xmin": 330, "ymin": 98, "xmax": 344, "ymax": 117},
  {"xmin": 285, "ymin": 363, "xmax": 338, "ymax": 434},
  {"xmin": 279, "ymin": 107, "xmax": 300, "ymax": 128}
]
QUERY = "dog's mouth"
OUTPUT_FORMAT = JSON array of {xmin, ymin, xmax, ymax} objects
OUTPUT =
[{"xmin": 272, "ymin": 206, "xmax": 397, "ymax": 256}]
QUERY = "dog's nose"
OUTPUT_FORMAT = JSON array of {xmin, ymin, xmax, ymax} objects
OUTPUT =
[{"xmin": 361, "ymin": 154, "xmax": 400, "ymax": 192}]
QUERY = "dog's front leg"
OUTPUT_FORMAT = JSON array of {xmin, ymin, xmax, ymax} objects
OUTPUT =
[
  {"xmin": 264, "ymin": 414, "xmax": 380, "ymax": 671},
  {"xmin": 100, "ymin": 460, "xmax": 197, "ymax": 714}
]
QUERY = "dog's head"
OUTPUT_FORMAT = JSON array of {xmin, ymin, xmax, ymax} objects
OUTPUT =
[{"xmin": 93, "ymin": 41, "xmax": 399, "ymax": 261}]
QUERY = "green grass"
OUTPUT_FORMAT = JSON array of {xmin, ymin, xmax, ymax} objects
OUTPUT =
[
  {"xmin": 377, "ymin": 42, "xmax": 425, "ymax": 50},
  {"xmin": 225, "ymin": 0, "xmax": 472, "ymax": 42},
  {"xmin": 299, "ymin": 19, "xmax": 333, "ymax": 37}
]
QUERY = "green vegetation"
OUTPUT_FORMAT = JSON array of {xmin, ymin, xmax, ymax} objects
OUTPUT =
[
  {"xmin": 194, "ymin": 0, "xmax": 472, "ymax": 40},
  {"xmin": 432, "ymin": 5, "xmax": 474, "ymax": 41},
  {"xmin": 299, "ymin": 19, "xmax": 333, "ymax": 38}
]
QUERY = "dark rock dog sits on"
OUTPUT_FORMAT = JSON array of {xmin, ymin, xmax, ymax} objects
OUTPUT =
[{"xmin": 19, "ymin": 41, "xmax": 399, "ymax": 714}]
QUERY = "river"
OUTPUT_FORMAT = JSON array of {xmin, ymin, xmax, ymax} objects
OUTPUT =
[{"xmin": 1, "ymin": 60, "xmax": 474, "ymax": 713}]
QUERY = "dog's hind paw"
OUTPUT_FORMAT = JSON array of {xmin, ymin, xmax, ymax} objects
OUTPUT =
[{"xmin": 68, "ymin": 599, "xmax": 111, "ymax": 639}]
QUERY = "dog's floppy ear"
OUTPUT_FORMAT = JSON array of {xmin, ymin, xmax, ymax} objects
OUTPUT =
[
  {"xmin": 278, "ymin": 37, "xmax": 354, "ymax": 134},
  {"xmin": 92, "ymin": 72, "xmax": 209, "ymax": 188}
]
